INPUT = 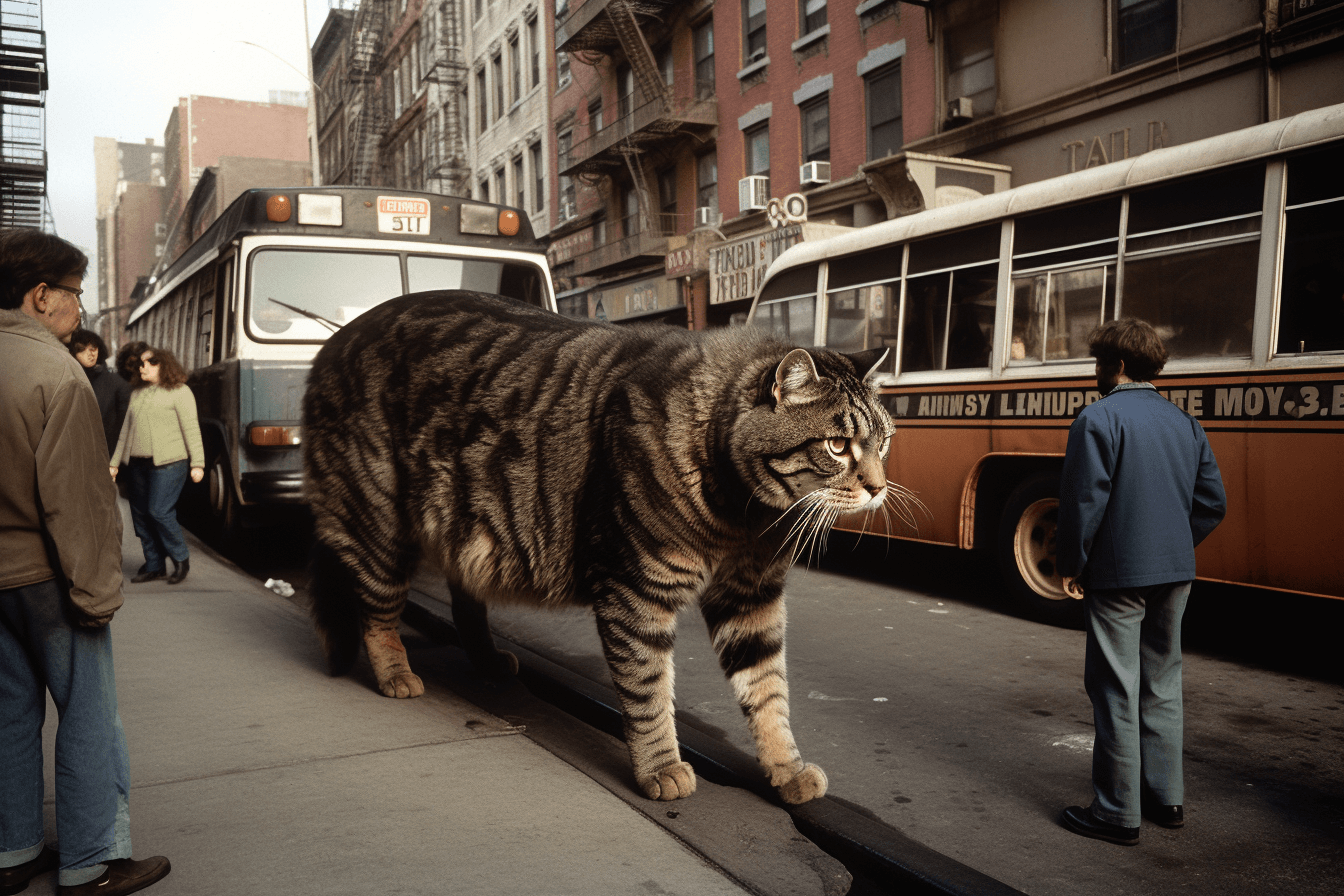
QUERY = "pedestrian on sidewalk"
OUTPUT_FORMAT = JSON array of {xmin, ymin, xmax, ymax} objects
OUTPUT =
[
  {"xmin": 1056, "ymin": 318, "xmax": 1227, "ymax": 846},
  {"xmin": 114, "ymin": 341, "xmax": 149, "ymax": 384},
  {"xmin": 0, "ymin": 228, "xmax": 171, "ymax": 895},
  {"xmin": 69, "ymin": 328, "xmax": 133, "ymax": 457},
  {"xmin": 110, "ymin": 347, "xmax": 205, "ymax": 586}
]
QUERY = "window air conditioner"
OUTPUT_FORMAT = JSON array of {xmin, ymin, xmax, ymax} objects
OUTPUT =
[
  {"xmin": 694, "ymin": 206, "xmax": 718, "ymax": 227},
  {"xmin": 946, "ymin": 97, "xmax": 974, "ymax": 124},
  {"xmin": 560, "ymin": 200, "xmax": 576, "ymax": 221},
  {"xmin": 738, "ymin": 175, "xmax": 770, "ymax": 211},
  {"xmin": 799, "ymin": 161, "xmax": 831, "ymax": 186}
]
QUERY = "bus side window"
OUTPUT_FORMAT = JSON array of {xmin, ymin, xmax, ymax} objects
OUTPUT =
[
  {"xmin": 1277, "ymin": 144, "xmax": 1344, "ymax": 356},
  {"xmin": 756, "ymin": 263, "xmax": 820, "ymax": 345},
  {"xmin": 217, "ymin": 258, "xmax": 235, "ymax": 359},
  {"xmin": 1122, "ymin": 165, "xmax": 1263, "ymax": 360},
  {"xmin": 905, "ymin": 226, "xmax": 998, "ymax": 372}
]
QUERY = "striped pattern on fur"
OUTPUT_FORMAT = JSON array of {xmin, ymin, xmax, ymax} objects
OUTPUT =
[{"xmin": 302, "ymin": 290, "xmax": 896, "ymax": 803}]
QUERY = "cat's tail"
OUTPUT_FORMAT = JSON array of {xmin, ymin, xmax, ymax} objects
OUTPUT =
[{"xmin": 309, "ymin": 538, "xmax": 363, "ymax": 677}]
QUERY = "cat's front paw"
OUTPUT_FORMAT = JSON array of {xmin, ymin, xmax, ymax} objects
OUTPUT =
[
  {"xmin": 777, "ymin": 762, "xmax": 827, "ymax": 804},
  {"xmin": 639, "ymin": 761, "xmax": 697, "ymax": 801},
  {"xmin": 378, "ymin": 670, "xmax": 425, "ymax": 699}
]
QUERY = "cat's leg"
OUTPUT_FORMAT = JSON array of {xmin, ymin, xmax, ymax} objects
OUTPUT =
[
  {"xmin": 450, "ymin": 585, "xmax": 519, "ymax": 678},
  {"xmin": 362, "ymin": 607, "xmax": 424, "ymax": 699},
  {"xmin": 700, "ymin": 581, "xmax": 827, "ymax": 804},
  {"xmin": 592, "ymin": 592, "xmax": 696, "ymax": 801}
]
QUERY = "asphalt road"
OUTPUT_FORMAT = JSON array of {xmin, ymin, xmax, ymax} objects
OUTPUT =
[{"xmin": 220, "ymin": 518, "xmax": 1344, "ymax": 896}]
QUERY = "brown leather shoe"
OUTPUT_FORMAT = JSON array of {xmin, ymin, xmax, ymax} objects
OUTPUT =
[
  {"xmin": 0, "ymin": 845, "xmax": 57, "ymax": 895},
  {"xmin": 130, "ymin": 568, "xmax": 165, "ymax": 584},
  {"xmin": 166, "ymin": 558, "xmax": 190, "ymax": 585},
  {"xmin": 57, "ymin": 856, "xmax": 170, "ymax": 895}
]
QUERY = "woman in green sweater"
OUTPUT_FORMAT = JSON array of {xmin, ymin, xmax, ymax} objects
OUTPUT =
[{"xmin": 110, "ymin": 347, "xmax": 204, "ymax": 584}]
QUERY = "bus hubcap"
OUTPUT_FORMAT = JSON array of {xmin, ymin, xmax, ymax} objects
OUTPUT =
[{"xmin": 1013, "ymin": 498, "xmax": 1066, "ymax": 600}]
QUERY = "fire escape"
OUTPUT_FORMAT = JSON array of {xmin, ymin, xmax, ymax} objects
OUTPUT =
[
  {"xmin": 421, "ymin": 0, "xmax": 468, "ymax": 195},
  {"xmin": 556, "ymin": 0, "xmax": 716, "ymax": 278},
  {"xmin": 344, "ymin": 0, "xmax": 390, "ymax": 187},
  {"xmin": 0, "ymin": 0, "xmax": 50, "ymax": 229}
]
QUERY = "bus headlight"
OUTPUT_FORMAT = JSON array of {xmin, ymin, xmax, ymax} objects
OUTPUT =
[{"xmin": 249, "ymin": 424, "xmax": 302, "ymax": 447}]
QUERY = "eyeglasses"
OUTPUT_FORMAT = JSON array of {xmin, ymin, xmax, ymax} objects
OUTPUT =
[
  {"xmin": 140, "ymin": 358, "xmax": 161, "ymax": 367},
  {"xmin": 47, "ymin": 283, "xmax": 84, "ymax": 299}
]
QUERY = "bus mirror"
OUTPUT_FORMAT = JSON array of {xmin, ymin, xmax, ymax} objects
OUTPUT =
[{"xmin": 298, "ymin": 194, "xmax": 343, "ymax": 227}]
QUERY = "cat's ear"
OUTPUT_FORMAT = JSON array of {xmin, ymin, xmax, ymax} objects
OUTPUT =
[
  {"xmin": 844, "ymin": 347, "xmax": 890, "ymax": 381},
  {"xmin": 772, "ymin": 348, "xmax": 825, "ymax": 407}
]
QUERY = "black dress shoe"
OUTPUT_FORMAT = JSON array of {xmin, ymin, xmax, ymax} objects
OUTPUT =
[
  {"xmin": 166, "ymin": 558, "xmax": 190, "ymax": 585},
  {"xmin": 1143, "ymin": 802, "xmax": 1184, "ymax": 828},
  {"xmin": 130, "ymin": 568, "xmax": 165, "ymax": 584},
  {"xmin": 1061, "ymin": 805, "xmax": 1140, "ymax": 845},
  {"xmin": 0, "ymin": 845, "xmax": 57, "ymax": 895}
]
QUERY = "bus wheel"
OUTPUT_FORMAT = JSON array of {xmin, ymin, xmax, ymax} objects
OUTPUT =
[
  {"xmin": 207, "ymin": 457, "xmax": 242, "ymax": 550},
  {"xmin": 996, "ymin": 472, "xmax": 1083, "ymax": 628}
]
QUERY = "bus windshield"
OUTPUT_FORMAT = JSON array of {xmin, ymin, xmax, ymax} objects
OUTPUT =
[{"xmin": 248, "ymin": 248, "xmax": 543, "ymax": 340}]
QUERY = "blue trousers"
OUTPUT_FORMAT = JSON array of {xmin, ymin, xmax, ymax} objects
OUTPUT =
[
  {"xmin": 1084, "ymin": 581, "xmax": 1192, "ymax": 828},
  {"xmin": 0, "ymin": 579, "xmax": 131, "ymax": 885},
  {"xmin": 126, "ymin": 457, "xmax": 190, "ymax": 572}
]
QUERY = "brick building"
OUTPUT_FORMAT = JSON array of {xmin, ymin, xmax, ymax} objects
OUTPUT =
[
  {"xmin": 92, "ymin": 137, "xmax": 166, "ymax": 347},
  {"xmin": 160, "ymin": 94, "xmax": 311, "ymax": 264}
]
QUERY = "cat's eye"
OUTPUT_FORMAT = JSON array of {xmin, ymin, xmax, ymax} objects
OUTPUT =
[{"xmin": 824, "ymin": 438, "xmax": 849, "ymax": 460}]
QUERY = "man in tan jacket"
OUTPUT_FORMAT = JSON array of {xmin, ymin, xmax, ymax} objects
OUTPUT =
[{"xmin": 0, "ymin": 229, "xmax": 171, "ymax": 895}]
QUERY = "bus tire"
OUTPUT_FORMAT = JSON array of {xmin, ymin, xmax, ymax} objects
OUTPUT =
[
  {"xmin": 207, "ymin": 455, "xmax": 244, "ymax": 552},
  {"xmin": 996, "ymin": 472, "xmax": 1084, "ymax": 628}
]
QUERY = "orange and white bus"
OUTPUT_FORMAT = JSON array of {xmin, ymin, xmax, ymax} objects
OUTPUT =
[{"xmin": 748, "ymin": 103, "xmax": 1344, "ymax": 625}]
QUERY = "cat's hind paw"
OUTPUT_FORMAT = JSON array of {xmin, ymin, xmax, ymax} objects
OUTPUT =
[
  {"xmin": 639, "ymin": 761, "xmax": 697, "ymax": 801},
  {"xmin": 377, "ymin": 670, "xmax": 425, "ymax": 699},
  {"xmin": 777, "ymin": 762, "xmax": 828, "ymax": 804}
]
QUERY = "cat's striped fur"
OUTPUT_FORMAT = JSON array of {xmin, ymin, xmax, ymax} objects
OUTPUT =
[{"xmin": 302, "ymin": 290, "xmax": 896, "ymax": 803}]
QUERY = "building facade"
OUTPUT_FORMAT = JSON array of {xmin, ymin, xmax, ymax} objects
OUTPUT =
[
  {"xmin": 906, "ymin": 0, "xmax": 1344, "ymax": 186},
  {"xmin": 0, "ymin": 0, "xmax": 49, "ymax": 229},
  {"xmin": 160, "ymin": 94, "xmax": 311, "ymax": 265},
  {"xmin": 92, "ymin": 137, "xmax": 166, "ymax": 346}
]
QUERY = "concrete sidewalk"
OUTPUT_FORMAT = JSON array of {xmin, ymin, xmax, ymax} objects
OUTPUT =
[{"xmin": 26, "ymin": 505, "xmax": 823, "ymax": 896}]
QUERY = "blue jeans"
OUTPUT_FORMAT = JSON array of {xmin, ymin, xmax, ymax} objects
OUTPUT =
[
  {"xmin": 127, "ymin": 457, "xmax": 190, "ymax": 572},
  {"xmin": 1084, "ymin": 581, "xmax": 1192, "ymax": 828},
  {"xmin": 0, "ymin": 579, "xmax": 132, "ymax": 886}
]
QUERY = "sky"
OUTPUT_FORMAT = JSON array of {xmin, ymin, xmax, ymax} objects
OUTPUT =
[{"xmin": 41, "ymin": 0, "xmax": 339, "ymax": 313}]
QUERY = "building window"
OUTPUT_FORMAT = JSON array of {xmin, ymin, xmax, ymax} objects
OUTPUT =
[
  {"xmin": 508, "ymin": 35, "xmax": 521, "ymax": 106},
  {"xmin": 658, "ymin": 167, "xmax": 677, "ymax": 233},
  {"xmin": 617, "ymin": 64, "xmax": 635, "ymax": 118},
  {"xmin": 801, "ymin": 96, "xmax": 829, "ymax": 163},
  {"xmin": 1115, "ymin": 0, "xmax": 1177, "ymax": 70},
  {"xmin": 697, "ymin": 151, "xmax": 718, "ymax": 214},
  {"xmin": 743, "ymin": 0, "xmax": 767, "ymax": 62},
  {"xmin": 801, "ymin": 0, "xmax": 826, "ymax": 35},
  {"xmin": 476, "ymin": 68, "xmax": 488, "ymax": 131},
  {"xmin": 558, "ymin": 129, "xmax": 575, "ymax": 218},
  {"xmin": 531, "ymin": 141, "xmax": 544, "ymax": 213},
  {"xmin": 589, "ymin": 97, "xmax": 603, "ymax": 134},
  {"xmin": 745, "ymin": 124, "xmax": 769, "ymax": 178},
  {"xmin": 479, "ymin": 177, "xmax": 490, "ymax": 202},
  {"xmin": 622, "ymin": 183, "xmax": 640, "ymax": 237},
  {"xmin": 474, "ymin": 0, "xmax": 483, "ymax": 20},
  {"xmin": 657, "ymin": 46, "xmax": 673, "ymax": 86},
  {"xmin": 514, "ymin": 156, "xmax": 525, "ymax": 209},
  {"xmin": 694, "ymin": 19, "xmax": 715, "ymax": 98},
  {"xmin": 495, "ymin": 168, "xmax": 506, "ymax": 206},
  {"xmin": 529, "ymin": 17, "xmax": 541, "ymax": 88},
  {"xmin": 944, "ymin": 16, "xmax": 996, "ymax": 119},
  {"xmin": 866, "ymin": 62, "xmax": 902, "ymax": 160},
  {"xmin": 557, "ymin": 52, "xmax": 571, "ymax": 89},
  {"xmin": 492, "ymin": 54, "xmax": 504, "ymax": 119}
]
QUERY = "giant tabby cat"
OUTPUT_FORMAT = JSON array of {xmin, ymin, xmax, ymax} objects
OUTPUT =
[{"xmin": 302, "ymin": 290, "xmax": 897, "ymax": 804}]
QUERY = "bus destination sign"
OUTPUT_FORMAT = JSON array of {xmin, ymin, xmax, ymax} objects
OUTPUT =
[
  {"xmin": 377, "ymin": 196, "xmax": 432, "ymax": 235},
  {"xmin": 882, "ymin": 381, "xmax": 1344, "ymax": 423}
]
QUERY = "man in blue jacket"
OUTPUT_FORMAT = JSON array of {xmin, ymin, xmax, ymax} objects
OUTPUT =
[{"xmin": 1057, "ymin": 318, "xmax": 1226, "ymax": 846}]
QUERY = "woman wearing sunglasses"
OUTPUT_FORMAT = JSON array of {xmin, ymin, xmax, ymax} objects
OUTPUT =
[{"xmin": 109, "ymin": 348, "xmax": 205, "ymax": 585}]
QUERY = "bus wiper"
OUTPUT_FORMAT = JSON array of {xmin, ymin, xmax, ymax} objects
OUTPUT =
[{"xmin": 269, "ymin": 298, "xmax": 342, "ymax": 332}]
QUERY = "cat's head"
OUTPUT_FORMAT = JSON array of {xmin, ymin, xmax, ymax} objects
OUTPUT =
[{"xmin": 731, "ymin": 346, "xmax": 895, "ymax": 521}]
